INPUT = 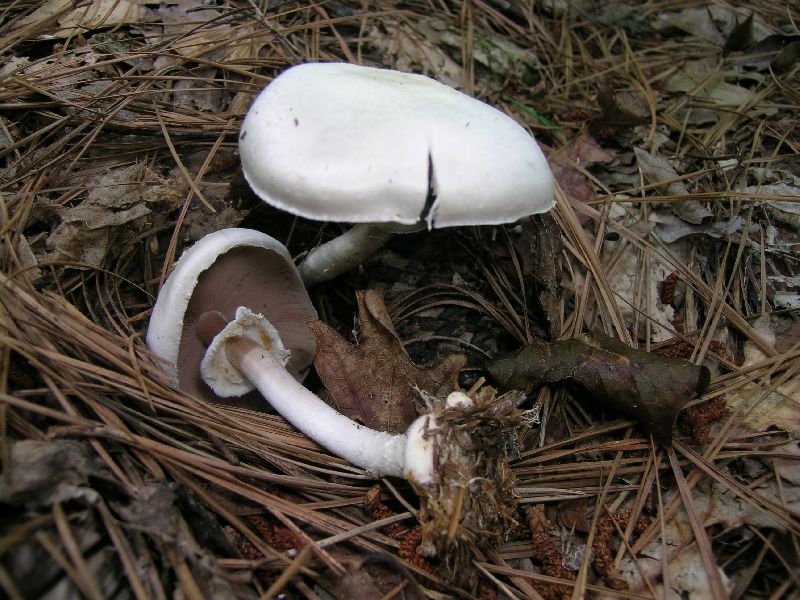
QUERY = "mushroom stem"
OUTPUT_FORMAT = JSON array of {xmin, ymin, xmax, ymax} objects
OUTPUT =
[
  {"xmin": 198, "ymin": 308, "xmax": 424, "ymax": 478},
  {"xmin": 231, "ymin": 336, "xmax": 409, "ymax": 476},
  {"xmin": 298, "ymin": 224, "xmax": 395, "ymax": 286}
]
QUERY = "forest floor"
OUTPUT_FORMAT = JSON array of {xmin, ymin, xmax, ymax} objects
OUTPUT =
[{"xmin": 1, "ymin": 1, "xmax": 799, "ymax": 599}]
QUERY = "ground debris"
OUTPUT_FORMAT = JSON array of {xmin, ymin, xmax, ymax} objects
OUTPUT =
[
  {"xmin": 487, "ymin": 332, "xmax": 710, "ymax": 444},
  {"xmin": 2, "ymin": 0, "xmax": 798, "ymax": 598},
  {"xmin": 310, "ymin": 288, "xmax": 465, "ymax": 433}
]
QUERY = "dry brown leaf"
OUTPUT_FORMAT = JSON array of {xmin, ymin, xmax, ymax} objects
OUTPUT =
[
  {"xmin": 590, "ymin": 86, "xmax": 648, "ymax": 139},
  {"xmin": 546, "ymin": 131, "xmax": 616, "ymax": 208},
  {"xmin": 18, "ymin": 0, "xmax": 154, "ymax": 38},
  {"xmin": 309, "ymin": 289, "xmax": 465, "ymax": 434},
  {"xmin": 487, "ymin": 332, "xmax": 710, "ymax": 444},
  {"xmin": 633, "ymin": 147, "xmax": 714, "ymax": 225}
]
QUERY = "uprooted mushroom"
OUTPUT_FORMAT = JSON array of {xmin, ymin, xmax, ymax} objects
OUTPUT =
[
  {"xmin": 147, "ymin": 228, "xmax": 529, "ymax": 584},
  {"xmin": 239, "ymin": 62, "xmax": 555, "ymax": 286},
  {"xmin": 146, "ymin": 228, "xmax": 318, "ymax": 409}
]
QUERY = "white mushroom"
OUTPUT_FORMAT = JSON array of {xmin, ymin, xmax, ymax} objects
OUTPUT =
[
  {"xmin": 239, "ymin": 62, "xmax": 555, "ymax": 286},
  {"xmin": 148, "ymin": 229, "xmax": 526, "ymax": 567},
  {"xmin": 194, "ymin": 305, "xmax": 438, "ymax": 482},
  {"xmin": 146, "ymin": 228, "xmax": 317, "ymax": 408},
  {"xmin": 147, "ymin": 228, "xmax": 438, "ymax": 483}
]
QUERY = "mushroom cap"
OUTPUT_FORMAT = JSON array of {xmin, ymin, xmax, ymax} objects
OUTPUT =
[
  {"xmin": 146, "ymin": 228, "xmax": 317, "ymax": 406},
  {"xmin": 239, "ymin": 62, "xmax": 554, "ymax": 229}
]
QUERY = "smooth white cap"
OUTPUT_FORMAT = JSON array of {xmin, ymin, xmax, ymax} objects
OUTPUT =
[
  {"xmin": 240, "ymin": 62, "xmax": 554, "ymax": 229},
  {"xmin": 146, "ymin": 228, "xmax": 317, "ymax": 402}
]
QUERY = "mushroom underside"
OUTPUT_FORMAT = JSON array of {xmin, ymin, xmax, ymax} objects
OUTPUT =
[{"xmin": 177, "ymin": 246, "xmax": 316, "ymax": 409}]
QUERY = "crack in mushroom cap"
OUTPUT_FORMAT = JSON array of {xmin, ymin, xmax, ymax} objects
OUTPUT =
[
  {"xmin": 146, "ymin": 228, "xmax": 317, "ymax": 408},
  {"xmin": 239, "ymin": 62, "xmax": 555, "ymax": 229}
]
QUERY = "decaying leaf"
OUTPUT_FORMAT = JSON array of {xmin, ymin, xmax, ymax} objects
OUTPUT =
[
  {"xmin": 2, "ymin": 233, "xmax": 42, "ymax": 284},
  {"xmin": 654, "ymin": 5, "xmax": 771, "ymax": 46},
  {"xmin": 546, "ymin": 131, "xmax": 616, "ymax": 208},
  {"xmin": 154, "ymin": 4, "xmax": 262, "ymax": 69},
  {"xmin": 486, "ymin": 333, "xmax": 711, "ymax": 444},
  {"xmin": 590, "ymin": 86, "xmax": 647, "ymax": 138},
  {"xmin": 367, "ymin": 18, "xmax": 466, "ymax": 89},
  {"xmin": 633, "ymin": 147, "xmax": 713, "ymax": 225},
  {"xmin": 610, "ymin": 480, "xmax": 799, "ymax": 599},
  {"xmin": 368, "ymin": 16, "xmax": 541, "ymax": 94},
  {"xmin": 724, "ymin": 12, "xmax": 755, "ymax": 52},
  {"xmin": 652, "ymin": 212, "xmax": 742, "ymax": 244},
  {"xmin": 1, "ymin": 439, "xmax": 241, "ymax": 599},
  {"xmin": 605, "ymin": 241, "xmax": 676, "ymax": 342},
  {"xmin": 662, "ymin": 56, "xmax": 778, "ymax": 125},
  {"xmin": 309, "ymin": 289, "xmax": 465, "ymax": 434},
  {"xmin": 726, "ymin": 377, "xmax": 800, "ymax": 436},
  {"xmin": 0, "ymin": 440, "xmax": 106, "ymax": 507},
  {"xmin": 38, "ymin": 163, "xmax": 184, "ymax": 268},
  {"xmin": 18, "ymin": 0, "xmax": 154, "ymax": 38}
]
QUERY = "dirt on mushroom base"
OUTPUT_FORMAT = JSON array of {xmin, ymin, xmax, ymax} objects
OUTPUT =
[{"xmin": 411, "ymin": 387, "xmax": 528, "ymax": 587}]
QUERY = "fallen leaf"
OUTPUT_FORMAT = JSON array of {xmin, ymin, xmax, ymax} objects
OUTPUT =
[
  {"xmin": 38, "ymin": 163, "xmax": 184, "ymax": 268},
  {"xmin": 590, "ymin": 86, "xmax": 647, "ymax": 139},
  {"xmin": 654, "ymin": 5, "xmax": 771, "ymax": 46},
  {"xmin": 368, "ymin": 18, "xmax": 466, "ymax": 89},
  {"xmin": 654, "ymin": 7, "xmax": 726, "ymax": 45},
  {"xmin": 605, "ymin": 241, "xmax": 676, "ymax": 342},
  {"xmin": 725, "ymin": 33, "xmax": 800, "ymax": 70},
  {"xmin": 773, "ymin": 40, "xmax": 800, "ymax": 71},
  {"xmin": 741, "ymin": 182, "xmax": 800, "ymax": 228},
  {"xmin": 3, "ymin": 234, "xmax": 42, "ymax": 284},
  {"xmin": 724, "ymin": 12, "xmax": 755, "ymax": 52},
  {"xmin": 746, "ymin": 33, "xmax": 800, "ymax": 56},
  {"xmin": 662, "ymin": 57, "xmax": 777, "ymax": 125},
  {"xmin": 152, "ymin": 4, "xmax": 262, "ymax": 69},
  {"xmin": 771, "ymin": 441, "xmax": 800, "ymax": 486},
  {"xmin": 652, "ymin": 213, "xmax": 742, "ymax": 244},
  {"xmin": 742, "ymin": 315, "xmax": 776, "ymax": 368},
  {"xmin": 368, "ymin": 16, "xmax": 541, "ymax": 94},
  {"xmin": 0, "ymin": 440, "xmax": 104, "ymax": 507},
  {"xmin": 634, "ymin": 147, "xmax": 714, "ymax": 225},
  {"xmin": 546, "ymin": 131, "xmax": 616, "ymax": 207},
  {"xmin": 19, "ymin": 0, "xmax": 154, "ymax": 38},
  {"xmin": 610, "ymin": 480, "xmax": 798, "ymax": 598},
  {"xmin": 726, "ymin": 378, "xmax": 800, "ymax": 436},
  {"xmin": 309, "ymin": 289, "xmax": 465, "ymax": 434},
  {"xmin": 776, "ymin": 320, "xmax": 800, "ymax": 354},
  {"xmin": 173, "ymin": 68, "xmax": 224, "ymax": 112},
  {"xmin": 486, "ymin": 333, "xmax": 710, "ymax": 444}
]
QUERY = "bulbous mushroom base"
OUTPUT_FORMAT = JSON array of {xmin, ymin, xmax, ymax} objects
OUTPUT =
[{"xmin": 410, "ymin": 388, "xmax": 528, "ymax": 588}]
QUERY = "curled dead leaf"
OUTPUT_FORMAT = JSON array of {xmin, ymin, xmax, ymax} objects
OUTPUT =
[
  {"xmin": 486, "ymin": 333, "xmax": 710, "ymax": 444},
  {"xmin": 309, "ymin": 288, "xmax": 465, "ymax": 434}
]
